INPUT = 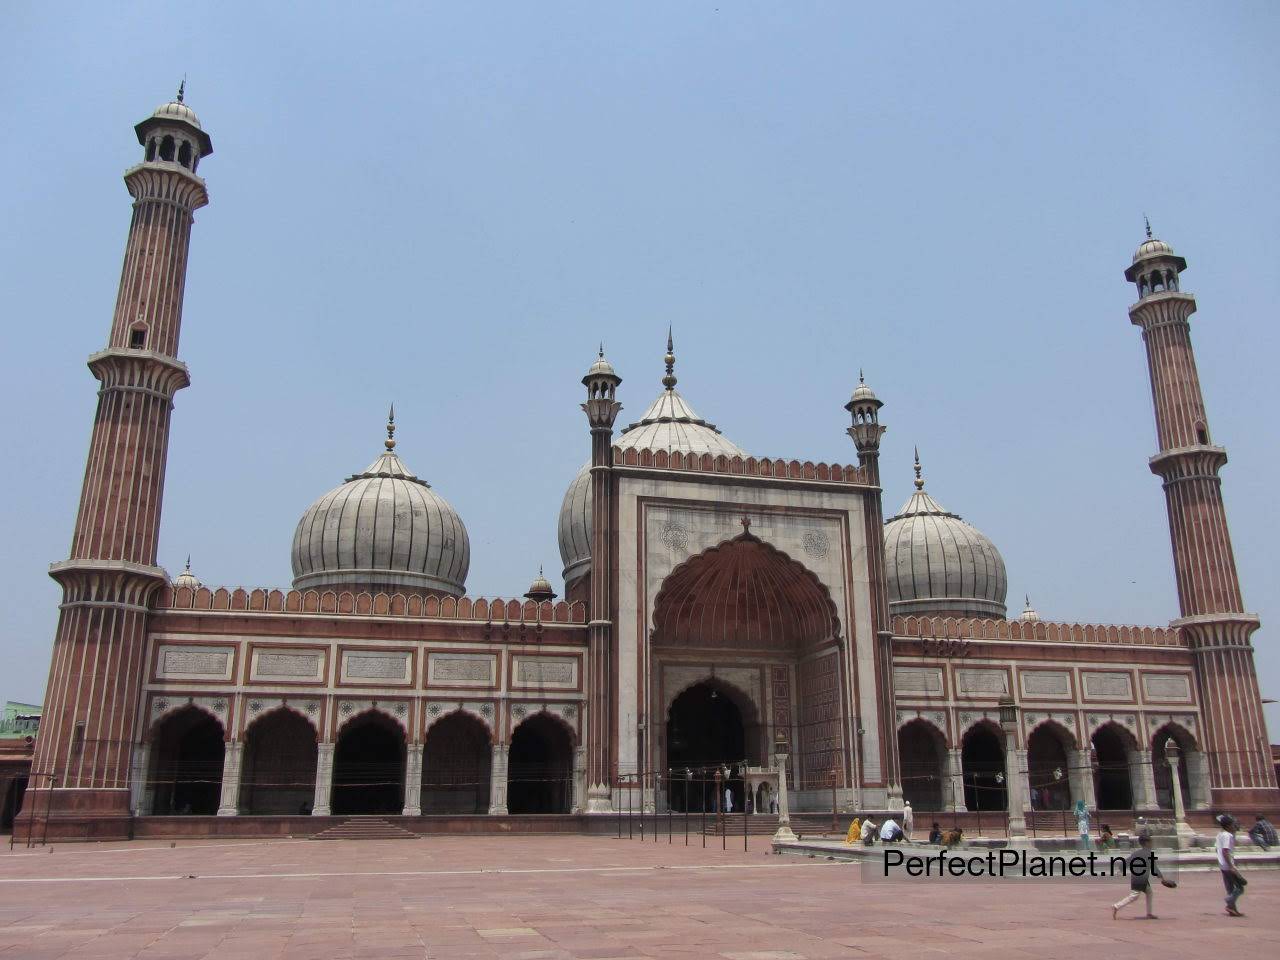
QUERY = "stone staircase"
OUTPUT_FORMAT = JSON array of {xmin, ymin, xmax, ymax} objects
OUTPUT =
[{"xmin": 310, "ymin": 817, "xmax": 420, "ymax": 841}]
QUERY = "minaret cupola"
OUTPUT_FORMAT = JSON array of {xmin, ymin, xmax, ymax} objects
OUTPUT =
[{"xmin": 135, "ymin": 81, "xmax": 213, "ymax": 172}]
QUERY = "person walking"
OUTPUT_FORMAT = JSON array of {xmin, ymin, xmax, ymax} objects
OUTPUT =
[
  {"xmin": 1112, "ymin": 831, "xmax": 1175, "ymax": 920},
  {"xmin": 902, "ymin": 801, "xmax": 914, "ymax": 841},
  {"xmin": 723, "ymin": 786, "xmax": 734, "ymax": 814},
  {"xmin": 1216, "ymin": 814, "xmax": 1247, "ymax": 917}
]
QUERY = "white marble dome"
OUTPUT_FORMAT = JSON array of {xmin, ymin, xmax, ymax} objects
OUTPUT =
[
  {"xmin": 883, "ymin": 459, "xmax": 1007, "ymax": 619},
  {"xmin": 291, "ymin": 436, "xmax": 469, "ymax": 596},
  {"xmin": 153, "ymin": 99, "xmax": 203, "ymax": 129},
  {"xmin": 558, "ymin": 366, "xmax": 745, "ymax": 586}
]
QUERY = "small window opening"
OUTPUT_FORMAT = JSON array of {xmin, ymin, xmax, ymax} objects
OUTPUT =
[
  {"xmin": 129, "ymin": 327, "xmax": 147, "ymax": 349},
  {"xmin": 178, "ymin": 141, "xmax": 192, "ymax": 168},
  {"xmin": 159, "ymin": 136, "xmax": 175, "ymax": 161},
  {"xmin": 1195, "ymin": 422, "xmax": 1209, "ymax": 445},
  {"xmin": 145, "ymin": 138, "xmax": 157, "ymax": 161}
]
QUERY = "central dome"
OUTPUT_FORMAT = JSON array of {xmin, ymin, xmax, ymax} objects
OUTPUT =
[
  {"xmin": 291, "ymin": 413, "xmax": 470, "ymax": 596},
  {"xmin": 882, "ymin": 452, "xmax": 1007, "ymax": 619},
  {"xmin": 558, "ymin": 339, "xmax": 746, "ymax": 585}
]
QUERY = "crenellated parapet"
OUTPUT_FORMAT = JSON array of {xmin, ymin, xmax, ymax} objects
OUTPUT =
[
  {"xmin": 158, "ymin": 584, "xmax": 588, "ymax": 625},
  {"xmin": 893, "ymin": 614, "xmax": 1184, "ymax": 647},
  {"xmin": 611, "ymin": 446, "xmax": 868, "ymax": 484}
]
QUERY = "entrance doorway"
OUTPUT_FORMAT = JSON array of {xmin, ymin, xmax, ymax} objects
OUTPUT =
[
  {"xmin": 1151, "ymin": 727, "xmax": 1192, "ymax": 810},
  {"xmin": 239, "ymin": 709, "xmax": 318, "ymax": 815},
  {"xmin": 1026, "ymin": 725, "xmax": 1072, "ymax": 810},
  {"xmin": 422, "ymin": 712, "xmax": 491, "ymax": 814},
  {"xmin": 507, "ymin": 714, "xmax": 573, "ymax": 814},
  {"xmin": 149, "ymin": 707, "xmax": 224, "ymax": 815},
  {"xmin": 961, "ymin": 724, "xmax": 1006, "ymax": 812},
  {"xmin": 898, "ymin": 720, "xmax": 946, "ymax": 811},
  {"xmin": 1092, "ymin": 724, "xmax": 1134, "ymax": 810},
  {"xmin": 332, "ymin": 713, "xmax": 405, "ymax": 815},
  {"xmin": 666, "ymin": 682, "xmax": 748, "ymax": 813}
]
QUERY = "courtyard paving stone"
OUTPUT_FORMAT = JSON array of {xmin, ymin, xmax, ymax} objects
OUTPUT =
[{"xmin": 0, "ymin": 835, "xmax": 1274, "ymax": 958}]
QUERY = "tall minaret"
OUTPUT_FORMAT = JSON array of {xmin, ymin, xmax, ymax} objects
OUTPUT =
[
  {"xmin": 23, "ymin": 89, "xmax": 212, "ymax": 837},
  {"xmin": 1125, "ymin": 225, "xmax": 1277, "ymax": 806},
  {"xmin": 845, "ymin": 374, "xmax": 902, "ymax": 806},
  {"xmin": 581, "ymin": 345, "xmax": 622, "ymax": 812}
]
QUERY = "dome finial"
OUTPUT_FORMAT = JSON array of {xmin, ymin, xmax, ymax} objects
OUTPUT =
[
  {"xmin": 662, "ymin": 326, "xmax": 677, "ymax": 390},
  {"xmin": 177, "ymin": 76, "xmax": 186, "ymax": 104},
  {"xmin": 184, "ymin": 554, "xmax": 191, "ymax": 572},
  {"xmin": 913, "ymin": 446, "xmax": 924, "ymax": 490},
  {"xmin": 385, "ymin": 404, "xmax": 396, "ymax": 451},
  {"xmin": 1144, "ymin": 214, "xmax": 1152, "ymax": 240},
  {"xmin": 859, "ymin": 368, "xmax": 864, "ymax": 384},
  {"xmin": 599, "ymin": 342, "xmax": 604, "ymax": 358}
]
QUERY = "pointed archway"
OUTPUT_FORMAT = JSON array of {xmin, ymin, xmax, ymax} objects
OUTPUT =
[
  {"xmin": 507, "ymin": 713, "xmax": 573, "ymax": 814},
  {"xmin": 651, "ymin": 527, "xmax": 847, "ymax": 797},
  {"xmin": 148, "ymin": 706, "xmax": 224, "ymax": 816},
  {"xmin": 898, "ymin": 720, "xmax": 946, "ymax": 811},
  {"xmin": 1092, "ymin": 724, "xmax": 1135, "ymax": 811},
  {"xmin": 332, "ymin": 712, "xmax": 406, "ymax": 815},
  {"xmin": 422, "ymin": 712, "xmax": 491, "ymax": 814},
  {"xmin": 961, "ymin": 723, "xmax": 1006, "ymax": 812},
  {"xmin": 666, "ymin": 680, "xmax": 752, "ymax": 812},
  {"xmin": 1027, "ymin": 724, "xmax": 1073, "ymax": 811},
  {"xmin": 239, "ymin": 709, "xmax": 318, "ymax": 815}
]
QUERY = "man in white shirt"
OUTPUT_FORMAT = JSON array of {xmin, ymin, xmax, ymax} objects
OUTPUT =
[
  {"xmin": 1215, "ymin": 814, "xmax": 1246, "ymax": 917},
  {"xmin": 880, "ymin": 818, "xmax": 903, "ymax": 843},
  {"xmin": 860, "ymin": 818, "xmax": 878, "ymax": 846},
  {"xmin": 903, "ymin": 801, "xmax": 914, "ymax": 841}
]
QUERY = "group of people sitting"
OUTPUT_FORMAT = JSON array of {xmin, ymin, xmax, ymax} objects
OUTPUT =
[{"xmin": 844, "ymin": 815, "xmax": 963, "ymax": 848}]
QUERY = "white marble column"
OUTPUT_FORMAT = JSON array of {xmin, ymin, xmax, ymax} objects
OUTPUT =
[
  {"xmin": 402, "ymin": 742, "xmax": 423, "ymax": 816},
  {"xmin": 572, "ymin": 745, "xmax": 586, "ymax": 814},
  {"xmin": 772, "ymin": 751, "xmax": 797, "ymax": 843},
  {"xmin": 1004, "ymin": 744, "xmax": 1028, "ymax": 837},
  {"xmin": 217, "ymin": 741, "xmax": 243, "ymax": 816},
  {"xmin": 946, "ymin": 748, "xmax": 967, "ymax": 812},
  {"xmin": 488, "ymin": 741, "xmax": 508, "ymax": 815},
  {"xmin": 312, "ymin": 742, "xmax": 334, "ymax": 816},
  {"xmin": 1187, "ymin": 750, "xmax": 1211, "ymax": 810},
  {"xmin": 129, "ymin": 742, "xmax": 152, "ymax": 815},
  {"xmin": 1068, "ymin": 749, "xmax": 1096, "ymax": 810},
  {"xmin": 1129, "ymin": 749, "xmax": 1157, "ymax": 809}
]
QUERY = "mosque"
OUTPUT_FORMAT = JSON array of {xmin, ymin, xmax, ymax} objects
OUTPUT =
[{"xmin": 16, "ymin": 92, "xmax": 1278, "ymax": 840}]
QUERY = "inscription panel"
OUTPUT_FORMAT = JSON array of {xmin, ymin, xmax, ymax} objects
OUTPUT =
[
  {"xmin": 342, "ymin": 650, "xmax": 411, "ymax": 685},
  {"xmin": 428, "ymin": 653, "xmax": 497, "ymax": 688},
  {"xmin": 512, "ymin": 656, "xmax": 577, "ymax": 689},
  {"xmin": 893, "ymin": 666, "xmax": 943, "ymax": 695},
  {"xmin": 1142, "ymin": 673, "xmax": 1192, "ymax": 702},
  {"xmin": 253, "ymin": 649, "xmax": 325, "ymax": 681},
  {"xmin": 955, "ymin": 668, "xmax": 1009, "ymax": 696},
  {"xmin": 156, "ymin": 645, "xmax": 234, "ymax": 681},
  {"xmin": 1082, "ymin": 671, "xmax": 1133, "ymax": 701},
  {"xmin": 1020, "ymin": 670, "xmax": 1071, "ymax": 699}
]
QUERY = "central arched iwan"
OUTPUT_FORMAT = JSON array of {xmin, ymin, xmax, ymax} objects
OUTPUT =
[{"xmin": 652, "ymin": 531, "xmax": 840, "ymax": 652}]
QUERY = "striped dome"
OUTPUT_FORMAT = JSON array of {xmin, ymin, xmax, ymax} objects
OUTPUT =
[
  {"xmin": 291, "ymin": 445, "xmax": 469, "ymax": 596},
  {"xmin": 883, "ymin": 462, "xmax": 1007, "ymax": 619}
]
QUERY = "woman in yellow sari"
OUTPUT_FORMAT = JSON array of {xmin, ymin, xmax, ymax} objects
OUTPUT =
[{"xmin": 845, "ymin": 817, "xmax": 861, "ymax": 844}]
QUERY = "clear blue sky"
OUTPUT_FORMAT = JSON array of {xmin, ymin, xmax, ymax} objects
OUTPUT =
[{"xmin": 3, "ymin": 2, "xmax": 1279, "ymax": 735}]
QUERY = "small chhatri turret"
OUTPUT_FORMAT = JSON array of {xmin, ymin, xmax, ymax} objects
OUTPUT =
[
  {"xmin": 1019, "ymin": 595, "xmax": 1040, "ymax": 623},
  {"xmin": 524, "ymin": 566, "xmax": 557, "ymax": 602},
  {"xmin": 173, "ymin": 555, "xmax": 201, "ymax": 590}
]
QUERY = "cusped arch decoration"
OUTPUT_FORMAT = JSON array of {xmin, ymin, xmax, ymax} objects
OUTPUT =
[
  {"xmin": 147, "ymin": 696, "xmax": 229, "ymax": 739},
  {"xmin": 510, "ymin": 704, "xmax": 580, "ymax": 746},
  {"xmin": 959, "ymin": 716, "xmax": 1005, "ymax": 746},
  {"xmin": 1087, "ymin": 716, "xmax": 1140, "ymax": 749},
  {"xmin": 335, "ymin": 700, "xmax": 411, "ymax": 738},
  {"xmin": 663, "ymin": 675, "xmax": 762, "ymax": 732},
  {"xmin": 423, "ymin": 703, "xmax": 495, "ymax": 743},
  {"xmin": 243, "ymin": 699, "xmax": 322, "ymax": 738},
  {"xmin": 897, "ymin": 713, "xmax": 949, "ymax": 748},
  {"xmin": 1026, "ymin": 716, "xmax": 1079, "ymax": 750},
  {"xmin": 1150, "ymin": 719, "xmax": 1199, "ymax": 753},
  {"xmin": 652, "ymin": 529, "xmax": 840, "ymax": 651}
]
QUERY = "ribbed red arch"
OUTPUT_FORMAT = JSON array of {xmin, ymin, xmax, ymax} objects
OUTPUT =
[{"xmin": 652, "ymin": 533, "xmax": 840, "ymax": 651}]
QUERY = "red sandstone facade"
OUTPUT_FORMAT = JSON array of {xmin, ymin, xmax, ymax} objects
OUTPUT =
[{"xmin": 15, "ymin": 97, "xmax": 1276, "ymax": 841}]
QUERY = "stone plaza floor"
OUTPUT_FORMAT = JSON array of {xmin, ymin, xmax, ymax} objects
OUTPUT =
[{"xmin": 0, "ymin": 833, "xmax": 1275, "ymax": 959}]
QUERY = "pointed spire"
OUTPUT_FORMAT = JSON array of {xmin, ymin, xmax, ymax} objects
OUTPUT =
[
  {"xmin": 913, "ymin": 446, "xmax": 924, "ymax": 490},
  {"xmin": 185, "ymin": 555, "xmax": 191, "ymax": 572},
  {"xmin": 662, "ymin": 326, "xmax": 677, "ymax": 390},
  {"xmin": 599, "ymin": 342, "xmax": 604, "ymax": 358},
  {"xmin": 1144, "ymin": 214, "xmax": 1152, "ymax": 240},
  {"xmin": 859, "ymin": 368, "xmax": 864, "ymax": 384},
  {"xmin": 177, "ymin": 77, "xmax": 186, "ymax": 104},
  {"xmin": 385, "ymin": 404, "xmax": 396, "ymax": 451}
]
